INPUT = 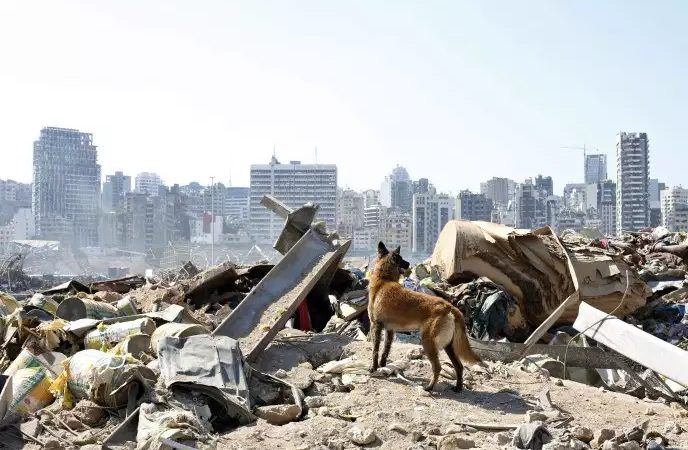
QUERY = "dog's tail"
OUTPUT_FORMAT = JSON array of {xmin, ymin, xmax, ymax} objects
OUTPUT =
[{"xmin": 450, "ymin": 307, "xmax": 481, "ymax": 366}]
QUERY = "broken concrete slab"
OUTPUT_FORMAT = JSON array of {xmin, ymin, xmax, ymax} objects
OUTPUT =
[
  {"xmin": 261, "ymin": 195, "xmax": 319, "ymax": 255},
  {"xmin": 212, "ymin": 228, "xmax": 351, "ymax": 361},
  {"xmin": 573, "ymin": 302, "xmax": 688, "ymax": 388}
]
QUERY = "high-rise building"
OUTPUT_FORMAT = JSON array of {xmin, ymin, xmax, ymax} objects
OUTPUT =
[
  {"xmin": 117, "ymin": 190, "xmax": 169, "ymax": 252},
  {"xmin": 480, "ymin": 177, "xmax": 517, "ymax": 206},
  {"xmin": 102, "ymin": 171, "xmax": 131, "ymax": 212},
  {"xmin": 225, "ymin": 187, "xmax": 250, "ymax": 223},
  {"xmin": 534, "ymin": 175, "xmax": 554, "ymax": 197},
  {"xmin": 362, "ymin": 190, "xmax": 380, "ymax": 208},
  {"xmin": 135, "ymin": 172, "xmax": 163, "ymax": 196},
  {"xmin": 649, "ymin": 178, "xmax": 666, "ymax": 227},
  {"xmin": 413, "ymin": 178, "xmax": 432, "ymax": 195},
  {"xmin": 380, "ymin": 166, "xmax": 413, "ymax": 213},
  {"xmin": 563, "ymin": 183, "xmax": 589, "ymax": 212},
  {"xmin": 661, "ymin": 186, "xmax": 688, "ymax": 232},
  {"xmin": 0, "ymin": 179, "xmax": 32, "ymax": 225},
  {"xmin": 585, "ymin": 154, "xmax": 608, "ymax": 184},
  {"xmin": 32, "ymin": 127, "xmax": 101, "ymax": 247},
  {"xmin": 616, "ymin": 132, "xmax": 650, "ymax": 233},
  {"xmin": 203, "ymin": 182, "xmax": 226, "ymax": 217},
  {"xmin": 412, "ymin": 193, "xmax": 452, "ymax": 255},
  {"xmin": 455, "ymin": 190, "xmax": 493, "ymax": 222},
  {"xmin": 249, "ymin": 157, "xmax": 337, "ymax": 243},
  {"xmin": 597, "ymin": 180, "xmax": 617, "ymax": 236},
  {"xmin": 337, "ymin": 189, "xmax": 365, "ymax": 239},
  {"xmin": 380, "ymin": 211, "xmax": 412, "ymax": 254},
  {"xmin": 514, "ymin": 180, "xmax": 538, "ymax": 229}
]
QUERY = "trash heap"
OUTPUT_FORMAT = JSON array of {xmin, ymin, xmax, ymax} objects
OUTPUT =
[{"xmin": 0, "ymin": 203, "xmax": 685, "ymax": 450}]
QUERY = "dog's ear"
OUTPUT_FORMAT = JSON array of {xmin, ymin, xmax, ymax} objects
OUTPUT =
[
  {"xmin": 393, "ymin": 246, "xmax": 401, "ymax": 255},
  {"xmin": 377, "ymin": 241, "xmax": 389, "ymax": 257}
]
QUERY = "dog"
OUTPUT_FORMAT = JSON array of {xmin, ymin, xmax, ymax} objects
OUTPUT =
[{"xmin": 368, "ymin": 241, "xmax": 481, "ymax": 391}]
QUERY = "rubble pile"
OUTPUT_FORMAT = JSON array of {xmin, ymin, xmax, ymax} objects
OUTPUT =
[{"xmin": 0, "ymin": 202, "xmax": 685, "ymax": 450}]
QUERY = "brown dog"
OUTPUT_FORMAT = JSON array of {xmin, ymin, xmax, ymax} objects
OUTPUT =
[{"xmin": 368, "ymin": 242, "xmax": 481, "ymax": 391}]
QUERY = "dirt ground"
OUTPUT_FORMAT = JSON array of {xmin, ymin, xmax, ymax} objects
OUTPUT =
[{"xmin": 219, "ymin": 331, "xmax": 688, "ymax": 450}]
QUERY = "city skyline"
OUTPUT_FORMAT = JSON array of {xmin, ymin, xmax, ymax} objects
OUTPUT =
[{"xmin": 1, "ymin": 2, "xmax": 688, "ymax": 193}]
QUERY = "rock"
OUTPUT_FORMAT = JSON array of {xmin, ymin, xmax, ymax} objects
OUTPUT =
[
  {"xmin": 79, "ymin": 446, "xmax": 103, "ymax": 450},
  {"xmin": 389, "ymin": 423, "xmax": 409, "ymax": 434},
  {"xmin": 305, "ymin": 396, "xmax": 326, "ymax": 409},
  {"xmin": 542, "ymin": 443, "xmax": 568, "ymax": 450},
  {"xmin": 646, "ymin": 441, "xmax": 665, "ymax": 450},
  {"xmin": 439, "ymin": 435, "xmax": 476, "ymax": 449},
  {"xmin": 526, "ymin": 410, "xmax": 549, "ymax": 423},
  {"xmin": 406, "ymin": 347, "xmax": 424, "ymax": 360},
  {"xmin": 594, "ymin": 429, "xmax": 616, "ymax": 447},
  {"xmin": 569, "ymin": 438, "xmax": 590, "ymax": 450},
  {"xmin": 19, "ymin": 419, "xmax": 41, "ymax": 438},
  {"xmin": 602, "ymin": 442, "xmax": 620, "ymax": 450},
  {"xmin": 254, "ymin": 404, "xmax": 301, "ymax": 425},
  {"xmin": 73, "ymin": 400, "xmax": 106, "ymax": 427},
  {"xmin": 443, "ymin": 425, "xmax": 463, "ymax": 435},
  {"xmin": 664, "ymin": 421, "xmax": 683, "ymax": 434},
  {"xmin": 44, "ymin": 440, "xmax": 62, "ymax": 450},
  {"xmin": 274, "ymin": 369, "xmax": 288, "ymax": 378},
  {"xmin": 572, "ymin": 426, "xmax": 594, "ymax": 443},
  {"xmin": 426, "ymin": 427, "xmax": 442, "ymax": 436},
  {"xmin": 619, "ymin": 442, "xmax": 641, "ymax": 450},
  {"xmin": 494, "ymin": 432, "xmax": 511, "ymax": 446},
  {"xmin": 554, "ymin": 379, "xmax": 564, "ymax": 386},
  {"xmin": 411, "ymin": 431, "xmax": 424, "ymax": 442},
  {"xmin": 645, "ymin": 431, "xmax": 668, "ymax": 445},
  {"xmin": 347, "ymin": 427, "xmax": 376, "ymax": 445},
  {"xmin": 645, "ymin": 407, "xmax": 657, "ymax": 416},
  {"xmin": 287, "ymin": 365, "xmax": 317, "ymax": 390}
]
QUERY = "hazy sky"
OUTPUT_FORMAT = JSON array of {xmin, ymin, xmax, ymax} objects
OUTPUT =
[{"xmin": 1, "ymin": 1, "xmax": 686, "ymax": 195}]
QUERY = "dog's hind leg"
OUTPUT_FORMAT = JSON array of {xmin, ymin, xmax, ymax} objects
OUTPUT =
[
  {"xmin": 380, "ymin": 329, "xmax": 394, "ymax": 367},
  {"xmin": 369, "ymin": 321, "xmax": 383, "ymax": 373}
]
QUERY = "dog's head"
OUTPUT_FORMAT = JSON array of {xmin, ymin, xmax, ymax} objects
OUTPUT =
[{"xmin": 374, "ymin": 241, "xmax": 410, "ymax": 281}]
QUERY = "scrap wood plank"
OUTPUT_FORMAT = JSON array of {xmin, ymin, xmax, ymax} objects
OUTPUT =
[
  {"xmin": 453, "ymin": 421, "xmax": 519, "ymax": 431},
  {"xmin": 469, "ymin": 337, "xmax": 625, "ymax": 369},
  {"xmin": 573, "ymin": 302, "xmax": 688, "ymax": 388}
]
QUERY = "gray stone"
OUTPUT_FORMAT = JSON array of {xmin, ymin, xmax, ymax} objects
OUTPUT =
[
  {"xmin": 572, "ymin": 426, "xmax": 594, "ymax": 443},
  {"xmin": 569, "ymin": 438, "xmax": 590, "ymax": 450},
  {"xmin": 254, "ymin": 404, "xmax": 301, "ymax": 425},
  {"xmin": 411, "ymin": 431, "xmax": 424, "ymax": 442},
  {"xmin": 542, "ymin": 443, "xmax": 568, "ymax": 450},
  {"xmin": 389, "ymin": 423, "xmax": 409, "ymax": 434},
  {"xmin": 495, "ymin": 432, "xmax": 511, "ymax": 445},
  {"xmin": 602, "ymin": 442, "xmax": 620, "ymax": 450},
  {"xmin": 305, "ymin": 396, "xmax": 326, "ymax": 409},
  {"xmin": 619, "ymin": 442, "xmax": 641, "ymax": 450},
  {"xmin": 526, "ymin": 410, "xmax": 549, "ymax": 423},
  {"xmin": 347, "ymin": 427, "xmax": 377, "ymax": 445},
  {"xmin": 664, "ymin": 421, "xmax": 683, "ymax": 434},
  {"xmin": 594, "ymin": 429, "xmax": 616, "ymax": 447},
  {"xmin": 439, "ymin": 435, "xmax": 476, "ymax": 449}
]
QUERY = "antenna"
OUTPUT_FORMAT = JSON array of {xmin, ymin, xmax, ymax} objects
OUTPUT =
[
  {"xmin": 229, "ymin": 169, "xmax": 232, "ymax": 187},
  {"xmin": 315, "ymin": 146, "xmax": 318, "ymax": 164}
]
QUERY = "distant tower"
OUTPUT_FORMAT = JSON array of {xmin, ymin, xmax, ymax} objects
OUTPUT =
[
  {"xmin": 32, "ymin": 127, "xmax": 101, "ymax": 246},
  {"xmin": 616, "ymin": 132, "xmax": 650, "ymax": 234}
]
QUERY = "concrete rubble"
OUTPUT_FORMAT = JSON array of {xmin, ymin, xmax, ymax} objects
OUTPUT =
[{"xmin": 0, "ymin": 207, "xmax": 686, "ymax": 449}]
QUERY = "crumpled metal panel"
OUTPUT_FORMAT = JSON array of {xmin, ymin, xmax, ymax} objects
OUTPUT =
[{"xmin": 157, "ymin": 334, "xmax": 253, "ymax": 424}]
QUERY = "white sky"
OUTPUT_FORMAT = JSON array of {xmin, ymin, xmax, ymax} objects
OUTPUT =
[{"xmin": 1, "ymin": 1, "xmax": 687, "ymax": 194}]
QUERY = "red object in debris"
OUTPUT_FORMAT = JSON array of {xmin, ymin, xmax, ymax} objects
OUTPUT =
[{"xmin": 296, "ymin": 301, "xmax": 311, "ymax": 331}]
